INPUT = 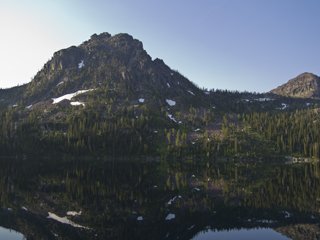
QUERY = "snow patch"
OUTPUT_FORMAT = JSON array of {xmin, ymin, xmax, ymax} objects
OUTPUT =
[
  {"xmin": 26, "ymin": 105, "xmax": 32, "ymax": 109},
  {"xmin": 167, "ymin": 196, "xmax": 177, "ymax": 205},
  {"xmin": 70, "ymin": 102, "xmax": 85, "ymax": 106},
  {"xmin": 167, "ymin": 82, "xmax": 171, "ymax": 88},
  {"xmin": 165, "ymin": 213, "xmax": 176, "ymax": 221},
  {"xmin": 57, "ymin": 81, "xmax": 64, "ymax": 86},
  {"xmin": 138, "ymin": 98, "xmax": 145, "ymax": 103},
  {"xmin": 21, "ymin": 206, "xmax": 28, "ymax": 211},
  {"xmin": 166, "ymin": 99, "xmax": 176, "ymax": 106},
  {"xmin": 121, "ymin": 71, "xmax": 126, "ymax": 79},
  {"xmin": 78, "ymin": 60, "xmax": 85, "ymax": 69},
  {"xmin": 167, "ymin": 195, "xmax": 182, "ymax": 205},
  {"xmin": 205, "ymin": 91, "xmax": 210, "ymax": 95},
  {"xmin": 194, "ymin": 128, "xmax": 200, "ymax": 132},
  {"xmin": 167, "ymin": 114, "xmax": 177, "ymax": 123},
  {"xmin": 52, "ymin": 89, "xmax": 94, "ymax": 104},
  {"xmin": 47, "ymin": 212, "xmax": 89, "ymax": 229},
  {"xmin": 277, "ymin": 103, "xmax": 288, "ymax": 110},
  {"xmin": 187, "ymin": 90, "xmax": 195, "ymax": 96},
  {"xmin": 67, "ymin": 211, "xmax": 82, "ymax": 216},
  {"xmin": 137, "ymin": 216, "xmax": 144, "ymax": 221},
  {"xmin": 282, "ymin": 211, "xmax": 292, "ymax": 218},
  {"xmin": 188, "ymin": 225, "xmax": 195, "ymax": 230}
]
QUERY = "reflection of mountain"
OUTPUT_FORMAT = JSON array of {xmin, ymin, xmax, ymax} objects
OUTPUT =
[
  {"xmin": 0, "ymin": 158, "xmax": 319, "ymax": 239},
  {"xmin": 276, "ymin": 224, "xmax": 320, "ymax": 240}
]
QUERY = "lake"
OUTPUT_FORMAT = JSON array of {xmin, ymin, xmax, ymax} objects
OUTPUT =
[
  {"xmin": 0, "ymin": 157, "xmax": 319, "ymax": 239},
  {"xmin": 0, "ymin": 226, "xmax": 25, "ymax": 240}
]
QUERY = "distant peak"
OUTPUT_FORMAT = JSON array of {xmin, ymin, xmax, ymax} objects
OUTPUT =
[
  {"xmin": 295, "ymin": 72, "xmax": 319, "ymax": 79},
  {"xmin": 271, "ymin": 72, "xmax": 320, "ymax": 98}
]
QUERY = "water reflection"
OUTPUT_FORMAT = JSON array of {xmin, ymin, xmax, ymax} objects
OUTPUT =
[
  {"xmin": 0, "ymin": 226, "xmax": 25, "ymax": 240},
  {"xmin": 0, "ymin": 158, "xmax": 319, "ymax": 239},
  {"xmin": 192, "ymin": 228, "xmax": 290, "ymax": 240}
]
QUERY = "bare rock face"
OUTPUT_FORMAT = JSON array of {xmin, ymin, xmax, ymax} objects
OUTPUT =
[{"xmin": 271, "ymin": 73, "xmax": 320, "ymax": 99}]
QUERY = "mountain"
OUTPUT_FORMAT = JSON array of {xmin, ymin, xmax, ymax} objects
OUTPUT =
[
  {"xmin": 271, "ymin": 72, "xmax": 320, "ymax": 98},
  {"xmin": 0, "ymin": 32, "xmax": 320, "ymax": 158},
  {"xmin": 1, "ymin": 32, "xmax": 207, "ymax": 113},
  {"xmin": 0, "ymin": 32, "xmax": 213, "ymax": 156},
  {"xmin": 20, "ymin": 32, "xmax": 205, "ymax": 109}
]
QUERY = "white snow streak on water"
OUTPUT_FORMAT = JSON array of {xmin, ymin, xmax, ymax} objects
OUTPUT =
[
  {"xmin": 165, "ymin": 213, "xmax": 176, "ymax": 220},
  {"xmin": 47, "ymin": 212, "xmax": 89, "ymax": 229}
]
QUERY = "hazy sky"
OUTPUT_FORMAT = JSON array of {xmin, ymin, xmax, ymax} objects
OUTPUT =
[{"xmin": 1, "ymin": 0, "xmax": 320, "ymax": 92}]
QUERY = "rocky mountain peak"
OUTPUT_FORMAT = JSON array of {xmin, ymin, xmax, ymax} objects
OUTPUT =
[
  {"xmin": 18, "ymin": 32, "xmax": 203, "ymax": 109},
  {"xmin": 90, "ymin": 32, "xmax": 112, "ymax": 41},
  {"xmin": 293, "ymin": 72, "xmax": 319, "ymax": 82},
  {"xmin": 81, "ymin": 32, "xmax": 144, "ymax": 52},
  {"xmin": 271, "ymin": 72, "xmax": 320, "ymax": 98}
]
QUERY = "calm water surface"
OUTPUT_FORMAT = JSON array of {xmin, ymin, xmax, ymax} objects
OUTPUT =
[
  {"xmin": 193, "ymin": 228, "xmax": 290, "ymax": 240},
  {"xmin": 0, "ymin": 157, "xmax": 319, "ymax": 239},
  {"xmin": 0, "ymin": 226, "xmax": 25, "ymax": 240}
]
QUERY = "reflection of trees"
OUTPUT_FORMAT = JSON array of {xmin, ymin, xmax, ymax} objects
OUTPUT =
[
  {"xmin": 245, "ymin": 163, "xmax": 320, "ymax": 212},
  {"xmin": 0, "ymin": 158, "xmax": 319, "ymax": 239}
]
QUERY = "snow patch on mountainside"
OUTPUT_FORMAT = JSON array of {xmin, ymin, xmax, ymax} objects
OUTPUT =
[
  {"xmin": 52, "ymin": 89, "xmax": 94, "ymax": 104},
  {"xmin": 70, "ymin": 101, "xmax": 85, "ymax": 106},
  {"xmin": 166, "ymin": 99, "xmax": 176, "ymax": 106},
  {"xmin": 187, "ymin": 90, "xmax": 195, "ymax": 96},
  {"xmin": 67, "ymin": 211, "xmax": 82, "ymax": 216},
  {"xmin": 78, "ymin": 60, "xmax": 85, "ymax": 69},
  {"xmin": 168, "ymin": 114, "xmax": 177, "ymax": 122}
]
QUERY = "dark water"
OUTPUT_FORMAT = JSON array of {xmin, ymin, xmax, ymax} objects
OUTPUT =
[{"xmin": 0, "ymin": 157, "xmax": 319, "ymax": 239}]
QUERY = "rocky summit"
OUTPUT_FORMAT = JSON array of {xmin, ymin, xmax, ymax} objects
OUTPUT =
[
  {"xmin": 271, "ymin": 72, "xmax": 320, "ymax": 98},
  {"xmin": 20, "ymin": 32, "xmax": 204, "ymax": 109}
]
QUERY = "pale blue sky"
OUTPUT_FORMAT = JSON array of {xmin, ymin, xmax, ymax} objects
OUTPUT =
[{"xmin": 1, "ymin": 0, "xmax": 319, "ymax": 92}]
